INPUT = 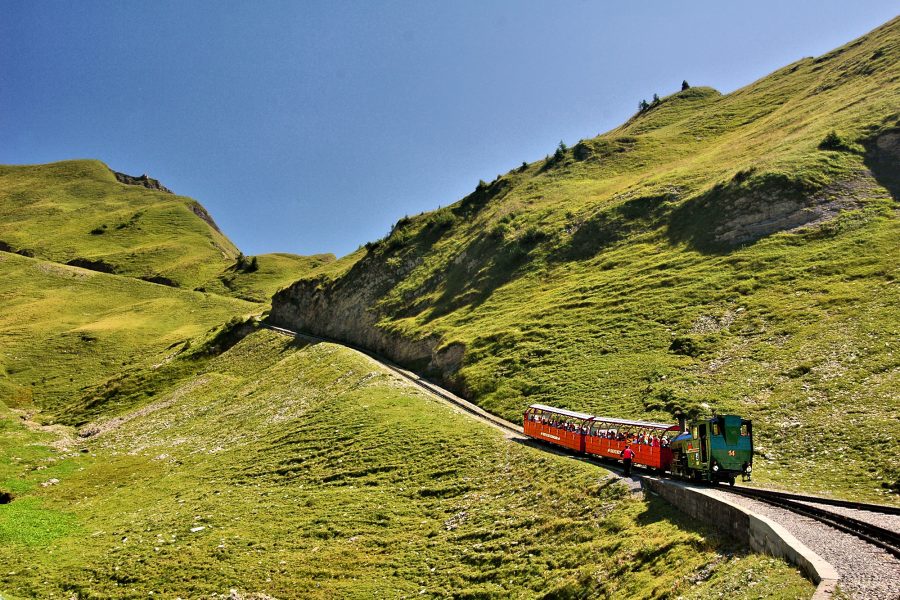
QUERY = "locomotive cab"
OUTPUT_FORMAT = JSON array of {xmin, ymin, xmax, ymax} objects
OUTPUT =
[{"xmin": 670, "ymin": 415, "xmax": 753, "ymax": 485}]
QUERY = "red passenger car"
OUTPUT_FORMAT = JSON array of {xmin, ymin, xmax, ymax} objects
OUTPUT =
[
  {"xmin": 583, "ymin": 416, "xmax": 679, "ymax": 471},
  {"xmin": 523, "ymin": 404, "xmax": 680, "ymax": 471},
  {"xmin": 523, "ymin": 404, "xmax": 593, "ymax": 453}
]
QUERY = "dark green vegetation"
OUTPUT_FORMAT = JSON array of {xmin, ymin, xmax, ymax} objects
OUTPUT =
[
  {"xmin": 272, "ymin": 18, "xmax": 900, "ymax": 501},
  {"xmin": 0, "ymin": 330, "xmax": 811, "ymax": 598}
]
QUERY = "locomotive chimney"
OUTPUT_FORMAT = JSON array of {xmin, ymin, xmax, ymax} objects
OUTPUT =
[{"xmin": 676, "ymin": 411, "xmax": 686, "ymax": 433}]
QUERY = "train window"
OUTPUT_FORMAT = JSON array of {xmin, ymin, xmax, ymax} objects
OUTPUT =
[
  {"xmin": 711, "ymin": 422, "xmax": 720, "ymax": 436},
  {"xmin": 741, "ymin": 422, "xmax": 751, "ymax": 436}
]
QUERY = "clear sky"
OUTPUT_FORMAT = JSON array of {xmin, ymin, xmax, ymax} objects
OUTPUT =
[{"xmin": 2, "ymin": 2, "xmax": 897, "ymax": 257}]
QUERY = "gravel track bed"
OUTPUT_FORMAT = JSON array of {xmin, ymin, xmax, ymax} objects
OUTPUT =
[
  {"xmin": 797, "ymin": 500, "xmax": 900, "ymax": 533},
  {"xmin": 708, "ymin": 489, "xmax": 900, "ymax": 600}
]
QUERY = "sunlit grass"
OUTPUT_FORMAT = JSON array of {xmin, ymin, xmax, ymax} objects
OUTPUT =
[{"xmin": 0, "ymin": 331, "xmax": 812, "ymax": 598}]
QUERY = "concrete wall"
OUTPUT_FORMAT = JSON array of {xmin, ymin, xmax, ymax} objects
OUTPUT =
[{"xmin": 642, "ymin": 477, "xmax": 839, "ymax": 599}]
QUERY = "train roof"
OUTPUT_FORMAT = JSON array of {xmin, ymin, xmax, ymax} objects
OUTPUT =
[
  {"xmin": 527, "ymin": 404, "xmax": 594, "ymax": 421},
  {"xmin": 590, "ymin": 415, "xmax": 680, "ymax": 430},
  {"xmin": 527, "ymin": 404, "xmax": 678, "ymax": 430}
]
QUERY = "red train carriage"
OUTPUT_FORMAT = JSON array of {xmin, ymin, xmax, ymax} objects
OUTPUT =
[
  {"xmin": 524, "ymin": 404, "xmax": 680, "ymax": 471},
  {"xmin": 523, "ymin": 404, "xmax": 593, "ymax": 453},
  {"xmin": 583, "ymin": 416, "xmax": 679, "ymax": 470}
]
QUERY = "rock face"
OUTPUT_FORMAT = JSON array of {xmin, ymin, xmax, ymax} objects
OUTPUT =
[
  {"xmin": 269, "ymin": 257, "xmax": 465, "ymax": 390},
  {"xmin": 111, "ymin": 170, "xmax": 173, "ymax": 194},
  {"xmin": 667, "ymin": 171, "xmax": 877, "ymax": 251},
  {"xmin": 711, "ymin": 179, "xmax": 866, "ymax": 246}
]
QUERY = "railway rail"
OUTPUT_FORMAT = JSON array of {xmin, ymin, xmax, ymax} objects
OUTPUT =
[
  {"xmin": 718, "ymin": 484, "xmax": 900, "ymax": 559},
  {"xmin": 262, "ymin": 323, "xmax": 525, "ymax": 437}
]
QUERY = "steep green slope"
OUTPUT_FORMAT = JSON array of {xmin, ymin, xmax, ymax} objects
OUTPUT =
[
  {"xmin": 206, "ymin": 252, "xmax": 337, "ymax": 302},
  {"xmin": 0, "ymin": 160, "xmax": 328, "ymax": 298},
  {"xmin": 0, "ymin": 251, "xmax": 256, "ymax": 413},
  {"xmin": 271, "ymin": 18, "xmax": 900, "ymax": 500},
  {"xmin": 0, "ymin": 330, "xmax": 811, "ymax": 599},
  {"xmin": 0, "ymin": 159, "xmax": 238, "ymax": 289}
]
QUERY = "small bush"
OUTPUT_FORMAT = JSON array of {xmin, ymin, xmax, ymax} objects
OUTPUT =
[
  {"xmin": 669, "ymin": 336, "xmax": 701, "ymax": 357},
  {"xmin": 732, "ymin": 167, "xmax": 757, "ymax": 183},
  {"xmin": 682, "ymin": 80, "xmax": 690, "ymax": 90},
  {"xmin": 90, "ymin": 224, "xmax": 107, "ymax": 235},
  {"xmin": 553, "ymin": 141, "xmax": 567, "ymax": 162},
  {"xmin": 518, "ymin": 225, "xmax": 548, "ymax": 246},
  {"xmin": 427, "ymin": 210, "xmax": 456, "ymax": 230},
  {"xmin": 818, "ymin": 130, "xmax": 855, "ymax": 152},
  {"xmin": 490, "ymin": 222, "xmax": 510, "ymax": 240},
  {"xmin": 786, "ymin": 363, "xmax": 813, "ymax": 378}
]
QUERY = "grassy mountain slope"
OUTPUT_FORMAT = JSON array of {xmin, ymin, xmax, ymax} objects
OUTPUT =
[
  {"xmin": 0, "ymin": 159, "xmax": 329, "ymax": 298},
  {"xmin": 271, "ymin": 18, "xmax": 900, "ymax": 500},
  {"xmin": 209, "ymin": 251, "xmax": 337, "ymax": 302},
  {"xmin": 0, "ymin": 251, "xmax": 256, "ymax": 413},
  {"xmin": 0, "ymin": 159, "xmax": 237, "ymax": 289},
  {"xmin": 0, "ymin": 329, "xmax": 811, "ymax": 599}
]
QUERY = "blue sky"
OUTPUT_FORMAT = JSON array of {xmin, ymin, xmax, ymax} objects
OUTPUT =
[{"xmin": 2, "ymin": 1, "xmax": 897, "ymax": 257}]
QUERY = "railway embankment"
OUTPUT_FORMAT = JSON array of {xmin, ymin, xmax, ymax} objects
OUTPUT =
[{"xmin": 642, "ymin": 477, "xmax": 839, "ymax": 598}]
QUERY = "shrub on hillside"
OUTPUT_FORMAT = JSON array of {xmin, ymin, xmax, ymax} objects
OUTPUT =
[
  {"xmin": 427, "ymin": 209, "xmax": 456, "ymax": 230},
  {"xmin": 553, "ymin": 141, "xmax": 567, "ymax": 162},
  {"xmin": 818, "ymin": 130, "xmax": 857, "ymax": 152}
]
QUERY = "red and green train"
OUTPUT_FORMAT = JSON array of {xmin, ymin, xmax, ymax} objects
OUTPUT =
[{"xmin": 523, "ymin": 403, "xmax": 753, "ymax": 485}]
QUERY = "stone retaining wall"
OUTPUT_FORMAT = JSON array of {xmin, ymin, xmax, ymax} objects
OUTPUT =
[{"xmin": 642, "ymin": 477, "xmax": 838, "ymax": 599}]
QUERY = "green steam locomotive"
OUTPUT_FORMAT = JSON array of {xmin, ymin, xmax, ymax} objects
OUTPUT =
[{"xmin": 669, "ymin": 414, "xmax": 753, "ymax": 486}]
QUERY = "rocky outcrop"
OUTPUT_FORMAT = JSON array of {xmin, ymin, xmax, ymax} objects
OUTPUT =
[
  {"xmin": 269, "ymin": 255, "xmax": 465, "ymax": 390},
  {"xmin": 711, "ymin": 179, "xmax": 866, "ymax": 246},
  {"xmin": 111, "ymin": 170, "xmax": 173, "ymax": 194},
  {"xmin": 188, "ymin": 201, "xmax": 223, "ymax": 233},
  {"xmin": 667, "ymin": 171, "xmax": 873, "ymax": 251}
]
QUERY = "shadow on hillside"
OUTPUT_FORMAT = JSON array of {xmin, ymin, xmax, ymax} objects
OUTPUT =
[
  {"xmin": 549, "ymin": 193, "xmax": 671, "ymax": 263},
  {"xmin": 666, "ymin": 172, "xmax": 815, "ymax": 254},
  {"xmin": 418, "ymin": 234, "xmax": 535, "ymax": 323},
  {"xmin": 862, "ymin": 127, "xmax": 900, "ymax": 201},
  {"xmin": 281, "ymin": 336, "xmax": 320, "ymax": 352}
]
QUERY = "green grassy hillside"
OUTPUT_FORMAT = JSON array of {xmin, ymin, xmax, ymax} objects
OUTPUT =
[
  {"xmin": 208, "ymin": 252, "xmax": 337, "ymax": 302},
  {"xmin": 0, "ymin": 329, "xmax": 811, "ymax": 599},
  {"xmin": 0, "ymin": 251, "xmax": 257, "ymax": 413},
  {"xmin": 271, "ymin": 18, "xmax": 900, "ymax": 501},
  {"xmin": 0, "ymin": 159, "xmax": 327, "ymax": 299},
  {"xmin": 0, "ymin": 159, "xmax": 238, "ymax": 289}
]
